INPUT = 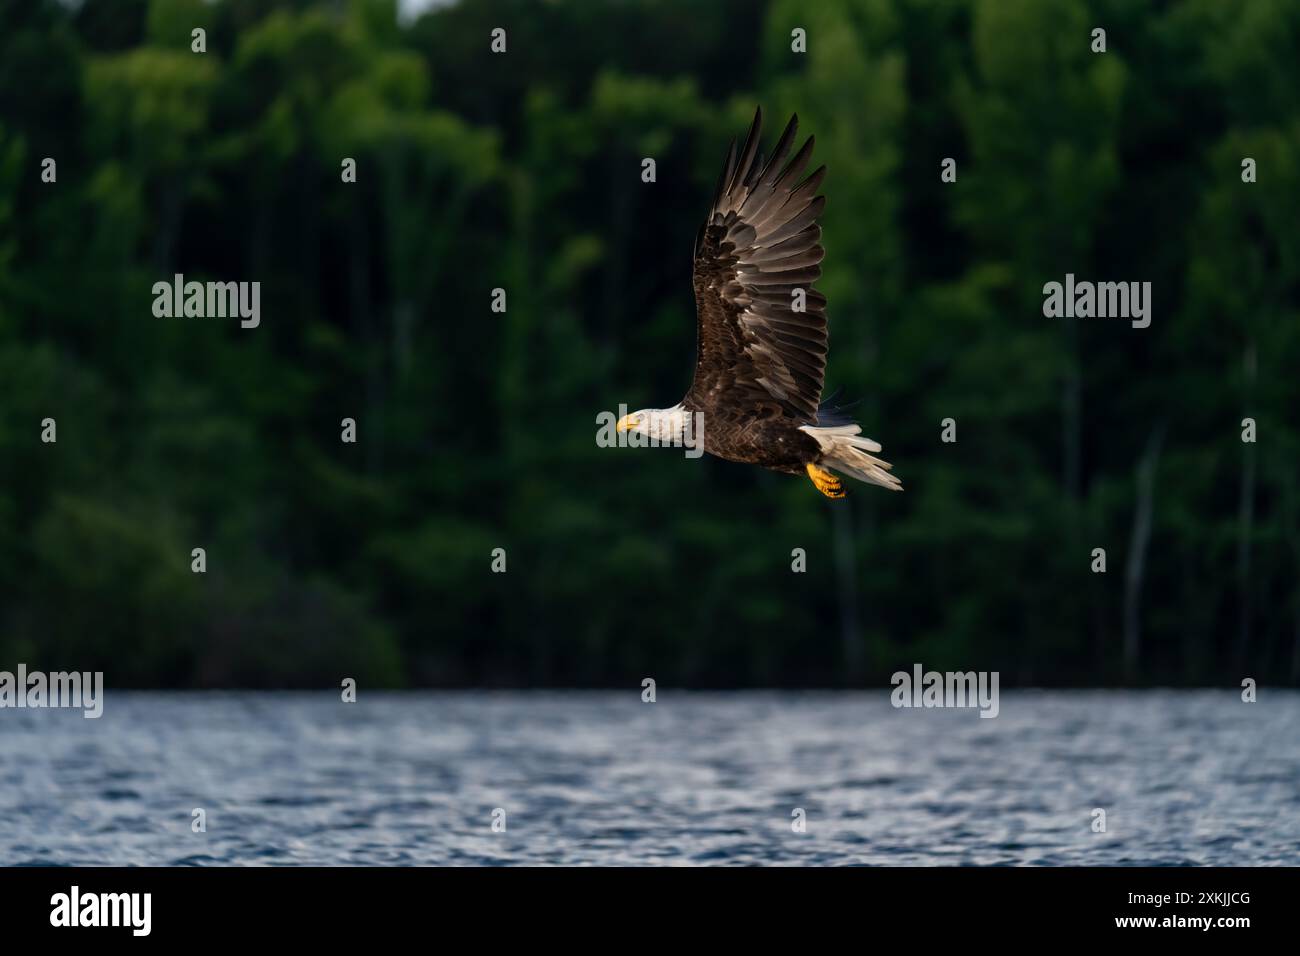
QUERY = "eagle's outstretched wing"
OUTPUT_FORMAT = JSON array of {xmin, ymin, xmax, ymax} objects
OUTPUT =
[{"xmin": 684, "ymin": 108, "xmax": 828, "ymax": 423}]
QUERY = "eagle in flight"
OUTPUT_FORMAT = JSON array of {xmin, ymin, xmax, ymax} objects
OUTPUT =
[{"xmin": 616, "ymin": 108, "xmax": 902, "ymax": 498}]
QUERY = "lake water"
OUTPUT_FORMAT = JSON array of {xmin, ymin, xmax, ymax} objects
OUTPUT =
[{"xmin": 1, "ymin": 690, "xmax": 1296, "ymax": 865}]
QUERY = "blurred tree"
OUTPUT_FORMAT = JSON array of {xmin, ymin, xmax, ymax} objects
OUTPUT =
[{"xmin": 0, "ymin": 0, "xmax": 1296, "ymax": 688}]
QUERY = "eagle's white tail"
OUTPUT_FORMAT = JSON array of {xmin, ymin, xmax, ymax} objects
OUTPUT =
[{"xmin": 799, "ymin": 423, "xmax": 902, "ymax": 492}]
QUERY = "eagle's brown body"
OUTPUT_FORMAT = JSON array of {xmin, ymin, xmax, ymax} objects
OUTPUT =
[
  {"xmin": 682, "ymin": 393, "xmax": 824, "ymax": 475},
  {"xmin": 622, "ymin": 108, "xmax": 901, "ymax": 498}
]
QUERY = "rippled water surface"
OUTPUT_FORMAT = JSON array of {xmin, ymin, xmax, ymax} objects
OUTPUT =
[{"xmin": 1, "ymin": 690, "xmax": 1297, "ymax": 865}]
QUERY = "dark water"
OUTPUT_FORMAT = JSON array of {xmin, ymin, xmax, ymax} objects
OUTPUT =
[{"xmin": 1, "ymin": 690, "xmax": 1296, "ymax": 865}]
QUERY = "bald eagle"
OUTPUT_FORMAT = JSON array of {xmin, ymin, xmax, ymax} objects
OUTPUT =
[{"xmin": 616, "ymin": 108, "xmax": 902, "ymax": 498}]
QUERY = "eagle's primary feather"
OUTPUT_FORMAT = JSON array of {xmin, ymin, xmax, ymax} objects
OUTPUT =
[
  {"xmin": 688, "ymin": 108, "xmax": 826, "ymax": 423},
  {"xmin": 618, "ymin": 108, "xmax": 901, "ymax": 497}
]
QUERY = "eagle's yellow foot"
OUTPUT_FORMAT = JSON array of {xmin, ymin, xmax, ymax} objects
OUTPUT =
[{"xmin": 806, "ymin": 462, "xmax": 846, "ymax": 499}]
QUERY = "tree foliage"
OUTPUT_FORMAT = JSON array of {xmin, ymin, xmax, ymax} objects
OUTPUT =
[{"xmin": 0, "ymin": 0, "xmax": 1296, "ymax": 687}]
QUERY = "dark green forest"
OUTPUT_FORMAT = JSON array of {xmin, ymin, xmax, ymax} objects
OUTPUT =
[{"xmin": 0, "ymin": 0, "xmax": 1297, "ymax": 688}]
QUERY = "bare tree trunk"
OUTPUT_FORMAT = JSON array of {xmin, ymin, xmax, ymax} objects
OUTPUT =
[
  {"xmin": 604, "ymin": 150, "xmax": 630, "ymax": 345},
  {"xmin": 348, "ymin": 200, "xmax": 381, "ymax": 476},
  {"xmin": 836, "ymin": 292, "xmax": 883, "ymax": 682},
  {"xmin": 150, "ymin": 175, "xmax": 186, "ymax": 274},
  {"xmin": 832, "ymin": 504, "xmax": 863, "ymax": 680},
  {"xmin": 1062, "ymin": 315, "xmax": 1089, "ymax": 677},
  {"xmin": 1124, "ymin": 425, "xmax": 1164, "ymax": 681},
  {"xmin": 1284, "ymin": 469, "xmax": 1300, "ymax": 683},
  {"xmin": 1236, "ymin": 342, "xmax": 1258, "ymax": 672},
  {"xmin": 1062, "ymin": 316, "xmax": 1082, "ymax": 502},
  {"xmin": 1293, "ymin": 568, "xmax": 1300, "ymax": 683},
  {"xmin": 393, "ymin": 300, "xmax": 414, "ymax": 378}
]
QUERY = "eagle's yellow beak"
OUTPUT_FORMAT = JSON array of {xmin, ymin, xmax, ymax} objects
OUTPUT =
[{"xmin": 616, "ymin": 414, "xmax": 640, "ymax": 433}]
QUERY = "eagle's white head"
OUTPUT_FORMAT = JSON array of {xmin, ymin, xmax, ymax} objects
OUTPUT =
[{"xmin": 616, "ymin": 404, "xmax": 690, "ymax": 445}]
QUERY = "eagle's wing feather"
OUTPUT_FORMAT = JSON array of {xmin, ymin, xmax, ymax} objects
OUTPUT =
[{"xmin": 686, "ymin": 108, "xmax": 828, "ymax": 423}]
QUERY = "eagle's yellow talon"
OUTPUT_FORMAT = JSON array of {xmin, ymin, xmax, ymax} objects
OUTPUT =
[{"xmin": 806, "ymin": 463, "xmax": 846, "ymax": 499}]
